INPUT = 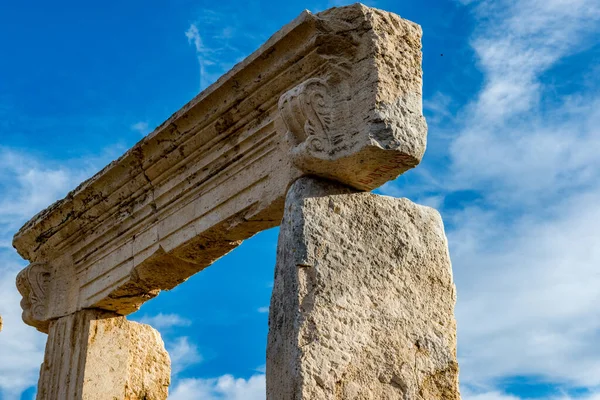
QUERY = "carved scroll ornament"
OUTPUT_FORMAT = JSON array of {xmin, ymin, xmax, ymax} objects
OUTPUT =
[
  {"xmin": 16, "ymin": 262, "xmax": 50, "ymax": 332},
  {"xmin": 278, "ymin": 78, "xmax": 333, "ymax": 160}
]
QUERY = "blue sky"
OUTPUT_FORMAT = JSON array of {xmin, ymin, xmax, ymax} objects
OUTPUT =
[{"xmin": 1, "ymin": 0, "xmax": 599, "ymax": 399}]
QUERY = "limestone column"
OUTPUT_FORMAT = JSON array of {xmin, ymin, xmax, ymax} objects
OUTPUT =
[
  {"xmin": 36, "ymin": 309, "xmax": 170, "ymax": 400},
  {"xmin": 267, "ymin": 177, "xmax": 460, "ymax": 399}
]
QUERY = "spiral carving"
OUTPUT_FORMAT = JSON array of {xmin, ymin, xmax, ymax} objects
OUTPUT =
[
  {"xmin": 278, "ymin": 78, "xmax": 333, "ymax": 155},
  {"xmin": 16, "ymin": 262, "xmax": 50, "ymax": 331}
]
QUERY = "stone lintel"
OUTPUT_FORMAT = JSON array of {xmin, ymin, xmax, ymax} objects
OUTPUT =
[
  {"xmin": 267, "ymin": 177, "xmax": 460, "ymax": 399},
  {"xmin": 13, "ymin": 4, "xmax": 427, "ymax": 329},
  {"xmin": 37, "ymin": 309, "xmax": 170, "ymax": 400}
]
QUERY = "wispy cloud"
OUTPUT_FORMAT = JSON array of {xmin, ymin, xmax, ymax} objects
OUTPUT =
[
  {"xmin": 0, "ymin": 149, "xmax": 88, "ymax": 224},
  {"xmin": 137, "ymin": 312, "xmax": 191, "ymax": 331},
  {"xmin": 170, "ymin": 374, "xmax": 265, "ymax": 400},
  {"xmin": 462, "ymin": 388, "xmax": 600, "ymax": 400},
  {"xmin": 130, "ymin": 121, "xmax": 150, "ymax": 136},
  {"xmin": 184, "ymin": 7, "xmax": 270, "ymax": 92},
  {"xmin": 448, "ymin": 0, "xmax": 600, "ymax": 203},
  {"xmin": 168, "ymin": 336, "xmax": 202, "ymax": 375},
  {"xmin": 462, "ymin": 389, "xmax": 521, "ymax": 400},
  {"xmin": 185, "ymin": 10, "xmax": 249, "ymax": 91},
  {"xmin": 185, "ymin": 23, "xmax": 214, "ymax": 90}
]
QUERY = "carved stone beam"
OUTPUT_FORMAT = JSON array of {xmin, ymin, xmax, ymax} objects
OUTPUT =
[{"xmin": 13, "ymin": 4, "xmax": 427, "ymax": 331}]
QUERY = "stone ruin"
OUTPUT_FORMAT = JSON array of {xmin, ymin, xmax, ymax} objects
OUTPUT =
[{"xmin": 11, "ymin": 4, "xmax": 460, "ymax": 399}]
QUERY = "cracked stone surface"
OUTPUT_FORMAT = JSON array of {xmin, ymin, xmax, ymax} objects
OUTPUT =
[{"xmin": 267, "ymin": 177, "xmax": 460, "ymax": 399}]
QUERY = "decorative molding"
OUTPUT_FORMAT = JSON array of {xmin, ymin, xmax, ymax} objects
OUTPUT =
[
  {"xmin": 279, "ymin": 78, "xmax": 333, "ymax": 158},
  {"xmin": 16, "ymin": 262, "xmax": 51, "ymax": 332}
]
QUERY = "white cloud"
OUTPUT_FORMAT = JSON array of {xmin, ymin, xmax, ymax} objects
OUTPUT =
[
  {"xmin": 137, "ymin": 313, "xmax": 192, "ymax": 330},
  {"xmin": 555, "ymin": 394, "xmax": 600, "ymax": 400},
  {"xmin": 131, "ymin": 121, "xmax": 150, "ymax": 136},
  {"xmin": 462, "ymin": 388, "xmax": 600, "ymax": 400},
  {"xmin": 185, "ymin": 11, "xmax": 250, "ymax": 91},
  {"xmin": 449, "ymin": 0, "xmax": 600, "ymax": 200},
  {"xmin": 412, "ymin": 0, "xmax": 600, "ymax": 393},
  {"xmin": 0, "ymin": 148, "xmax": 111, "ymax": 398},
  {"xmin": 455, "ymin": 187, "xmax": 600, "ymax": 387},
  {"xmin": 257, "ymin": 306, "xmax": 269, "ymax": 313},
  {"xmin": 169, "ymin": 374, "xmax": 265, "ymax": 400},
  {"xmin": 0, "ymin": 262, "xmax": 46, "ymax": 400},
  {"xmin": 462, "ymin": 390, "xmax": 521, "ymax": 400},
  {"xmin": 168, "ymin": 336, "xmax": 202, "ymax": 375},
  {"xmin": 0, "ymin": 148, "xmax": 91, "ymax": 243},
  {"xmin": 423, "ymin": 92, "xmax": 454, "ymax": 126},
  {"xmin": 186, "ymin": 23, "xmax": 217, "ymax": 90},
  {"xmin": 185, "ymin": 24, "xmax": 203, "ymax": 54}
]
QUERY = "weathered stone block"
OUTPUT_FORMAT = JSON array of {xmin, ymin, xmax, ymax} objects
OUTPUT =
[
  {"xmin": 12, "ymin": 4, "xmax": 427, "ymax": 328},
  {"xmin": 267, "ymin": 177, "xmax": 460, "ymax": 399},
  {"xmin": 37, "ymin": 309, "xmax": 170, "ymax": 400}
]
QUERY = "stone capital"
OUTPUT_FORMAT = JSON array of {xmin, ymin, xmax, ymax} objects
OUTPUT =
[{"xmin": 16, "ymin": 262, "xmax": 51, "ymax": 332}]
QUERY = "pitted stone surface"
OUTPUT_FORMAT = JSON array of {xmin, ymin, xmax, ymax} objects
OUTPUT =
[
  {"xmin": 37, "ymin": 309, "xmax": 170, "ymax": 400},
  {"xmin": 267, "ymin": 177, "xmax": 460, "ymax": 399}
]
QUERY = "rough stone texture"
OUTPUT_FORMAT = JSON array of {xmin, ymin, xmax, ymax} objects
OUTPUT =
[
  {"xmin": 37, "ymin": 309, "xmax": 170, "ymax": 400},
  {"xmin": 267, "ymin": 177, "xmax": 460, "ymax": 399},
  {"xmin": 12, "ymin": 4, "xmax": 427, "ymax": 329}
]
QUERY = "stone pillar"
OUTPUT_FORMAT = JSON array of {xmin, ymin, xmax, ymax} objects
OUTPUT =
[
  {"xmin": 267, "ymin": 177, "xmax": 460, "ymax": 399},
  {"xmin": 37, "ymin": 309, "xmax": 170, "ymax": 400}
]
